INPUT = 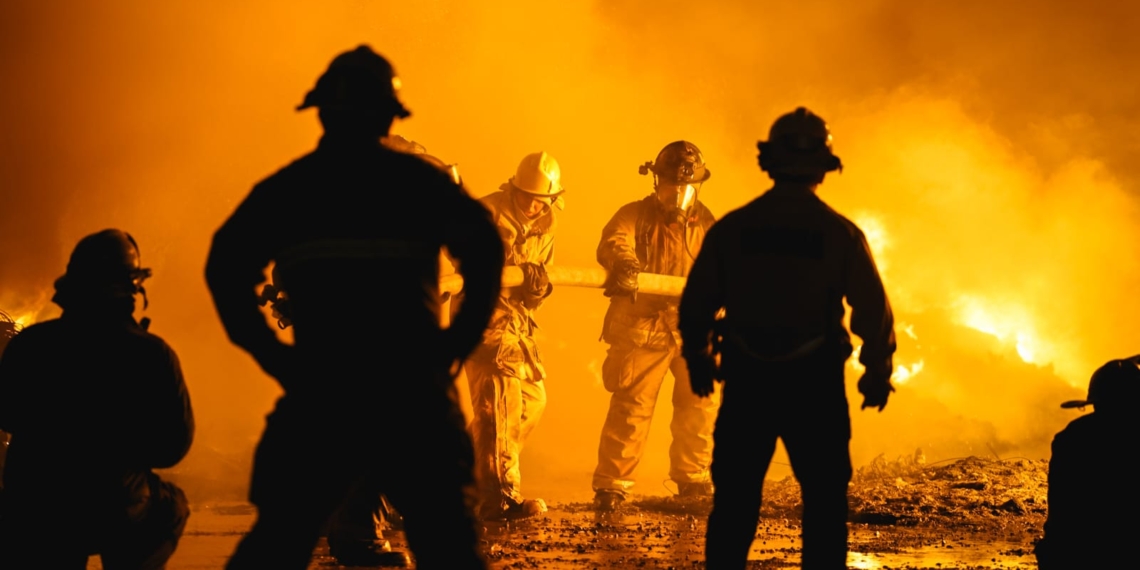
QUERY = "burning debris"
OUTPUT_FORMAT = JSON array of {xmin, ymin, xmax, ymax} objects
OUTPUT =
[{"xmin": 0, "ymin": 309, "xmax": 20, "ymax": 354}]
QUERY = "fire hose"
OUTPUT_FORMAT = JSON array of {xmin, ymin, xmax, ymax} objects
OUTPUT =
[
  {"xmin": 439, "ymin": 265, "xmax": 687, "ymax": 298},
  {"xmin": 259, "ymin": 266, "xmax": 688, "ymax": 329}
]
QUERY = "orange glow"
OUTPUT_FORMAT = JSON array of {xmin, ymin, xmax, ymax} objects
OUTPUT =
[{"xmin": 1, "ymin": 1, "xmax": 1139, "ymax": 501}]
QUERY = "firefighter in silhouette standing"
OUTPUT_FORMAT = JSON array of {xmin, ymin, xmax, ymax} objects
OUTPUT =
[
  {"xmin": 678, "ymin": 107, "xmax": 896, "ymax": 569},
  {"xmin": 463, "ymin": 151, "xmax": 563, "ymax": 520},
  {"xmin": 1035, "ymin": 356, "xmax": 1140, "ymax": 569},
  {"xmin": 205, "ymin": 45, "xmax": 502, "ymax": 570},
  {"xmin": 321, "ymin": 134, "xmax": 465, "ymax": 567},
  {"xmin": 591, "ymin": 141, "xmax": 720, "ymax": 511},
  {"xmin": 0, "ymin": 229, "xmax": 195, "ymax": 569}
]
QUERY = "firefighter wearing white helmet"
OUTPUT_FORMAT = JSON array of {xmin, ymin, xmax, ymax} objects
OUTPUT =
[
  {"xmin": 590, "ymin": 141, "xmax": 720, "ymax": 512},
  {"xmin": 463, "ymin": 151, "xmax": 564, "ymax": 520}
]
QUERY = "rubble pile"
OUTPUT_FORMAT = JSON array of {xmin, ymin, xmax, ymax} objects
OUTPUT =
[
  {"xmin": 628, "ymin": 455, "xmax": 1049, "ymax": 534},
  {"xmin": 765, "ymin": 455, "xmax": 1049, "ymax": 532}
]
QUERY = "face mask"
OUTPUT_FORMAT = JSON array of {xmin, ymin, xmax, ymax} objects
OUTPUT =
[{"xmin": 655, "ymin": 183, "xmax": 700, "ymax": 220}]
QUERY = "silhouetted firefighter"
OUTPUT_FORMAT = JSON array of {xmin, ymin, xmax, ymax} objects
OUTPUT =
[
  {"xmin": 1035, "ymin": 356, "xmax": 1140, "ymax": 569},
  {"xmin": 205, "ymin": 45, "xmax": 501, "ymax": 570},
  {"xmin": 0, "ymin": 229, "xmax": 195, "ymax": 569},
  {"xmin": 678, "ymin": 107, "xmax": 897, "ymax": 570},
  {"xmin": 464, "ymin": 151, "xmax": 564, "ymax": 521},
  {"xmin": 591, "ymin": 141, "xmax": 720, "ymax": 512}
]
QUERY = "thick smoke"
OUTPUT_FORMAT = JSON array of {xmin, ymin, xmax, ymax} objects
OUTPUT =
[{"xmin": 1, "ymin": 1, "xmax": 1137, "ymax": 501}]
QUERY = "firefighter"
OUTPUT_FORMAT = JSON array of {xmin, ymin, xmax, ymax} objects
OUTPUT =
[
  {"xmin": 205, "ymin": 45, "xmax": 502, "ymax": 570},
  {"xmin": 463, "ymin": 151, "xmax": 563, "ymax": 520},
  {"xmin": 1035, "ymin": 356, "xmax": 1140, "ymax": 569},
  {"xmin": 591, "ymin": 141, "xmax": 720, "ymax": 512},
  {"xmin": 323, "ymin": 135, "xmax": 461, "ymax": 567},
  {"xmin": 0, "ymin": 229, "xmax": 195, "ymax": 569},
  {"xmin": 678, "ymin": 107, "xmax": 896, "ymax": 569}
]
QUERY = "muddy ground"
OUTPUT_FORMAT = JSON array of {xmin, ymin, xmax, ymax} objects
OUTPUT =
[{"xmin": 89, "ymin": 456, "xmax": 1046, "ymax": 569}]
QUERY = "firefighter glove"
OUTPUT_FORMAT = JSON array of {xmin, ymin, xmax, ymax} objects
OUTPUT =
[
  {"xmin": 858, "ymin": 369, "xmax": 895, "ymax": 412},
  {"xmin": 685, "ymin": 351, "xmax": 721, "ymax": 398},
  {"xmin": 519, "ymin": 262, "xmax": 549, "ymax": 298},
  {"xmin": 604, "ymin": 257, "xmax": 640, "ymax": 300}
]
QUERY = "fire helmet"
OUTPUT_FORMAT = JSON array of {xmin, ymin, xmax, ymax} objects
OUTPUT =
[
  {"xmin": 52, "ymin": 229, "xmax": 152, "ymax": 307},
  {"xmin": 640, "ymin": 141, "xmax": 711, "ymax": 186},
  {"xmin": 640, "ymin": 141, "xmax": 710, "ymax": 219},
  {"xmin": 757, "ymin": 107, "xmax": 842, "ymax": 179},
  {"xmin": 1061, "ymin": 357, "xmax": 1140, "ymax": 411},
  {"xmin": 297, "ymin": 45, "xmax": 411, "ymax": 118},
  {"xmin": 506, "ymin": 151, "xmax": 565, "ymax": 211}
]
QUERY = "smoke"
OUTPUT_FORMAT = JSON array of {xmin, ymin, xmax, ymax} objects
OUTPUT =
[{"xmin": 1, "ymin": 1, "xmax": 1138, "ymax": 501}]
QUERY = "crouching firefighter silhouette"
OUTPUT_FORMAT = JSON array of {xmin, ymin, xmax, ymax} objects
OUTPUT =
[
  {"xmin": 679, "ymin": 107, "xmax": 896, "ymax": 570},
  {"xmin": 0, "ymin": 229, "xmax": 195, "ymax": 570}
]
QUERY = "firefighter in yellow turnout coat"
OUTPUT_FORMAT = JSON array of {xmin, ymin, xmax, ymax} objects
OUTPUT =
[
  {"xmin": 466, "ymin": 152, "xmax": 565, "ymax": 520},
  {"xmin": 592, "ymin": 141, "xmax": 720, "ymax": 511}
]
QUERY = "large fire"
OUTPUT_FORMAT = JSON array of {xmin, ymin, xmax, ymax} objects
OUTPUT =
[{"xmin": 1, "ymin": 1, "xmax": 1138, "ymax": 504}]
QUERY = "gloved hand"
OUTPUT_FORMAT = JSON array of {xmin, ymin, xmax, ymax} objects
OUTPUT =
[
  {"xmin": 604, "ymin": 257, "xmax": 640, "ymax": 301},
  {"xmin": 685, "ymin": 351, "xmax": 721, "ymax": 398},
  {"xmin": 519, "ymin": 262, "xmax": 552, "ymax": 310},
  {"xmin": 858, "ymin": 369, "xmax": 895, "ymax": 412},
  {"xmin": 519, "ymin": 262, "xmax": 551, "ymax": 297}
]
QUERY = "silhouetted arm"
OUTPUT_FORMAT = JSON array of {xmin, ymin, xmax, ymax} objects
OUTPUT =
[
  {"xmin": 846, "ymin": 229, "xmax": 896, "ymax": 376},
  {"xmin": 204, "ymin": 181, "xmax": 290, "ymax": 380},
  {"xmin": 679, "ymin": 223, "xmax": 726, "ymax": 358},
  {"xmin": 444, "ymin": 194, "xmax": 504, "ymax": 363},
  {"xmin": 138, "ymin": 341, "xmax": 195, "ymax": 469},
  {"xmin": 679, "ymin": 224, "xmax": 727, "ymax": 397}
]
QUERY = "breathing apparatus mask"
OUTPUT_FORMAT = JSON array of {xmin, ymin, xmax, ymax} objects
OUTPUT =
[{"xmin": 640, "ymin": 140, "xmax": 711, "ymax": 224}]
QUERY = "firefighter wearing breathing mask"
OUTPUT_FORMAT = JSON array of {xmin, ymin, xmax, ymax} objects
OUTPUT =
[
  {"xmin": 591, "ymin": 141, "xmax": 720, "ymax": 512},
  {"xmin": 679, "ymin": 107, "xmax": 896, "ymax": 569},
  {"xmin": 463, "ymin": 151, "xmax": 564, "ymax": 521}
]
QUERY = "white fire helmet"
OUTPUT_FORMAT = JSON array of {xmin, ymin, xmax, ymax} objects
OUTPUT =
[{"xmin": 508, "ymin": 151, "xmax": 565, "ymax": 210}]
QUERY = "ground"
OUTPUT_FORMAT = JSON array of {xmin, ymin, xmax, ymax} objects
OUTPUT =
[{"xmin": 87, "ymin": 457, "xmax": 1045, "ymax": 569}]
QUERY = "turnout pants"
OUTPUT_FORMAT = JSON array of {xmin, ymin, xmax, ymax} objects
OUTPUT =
[
  {"xmin": 705, "ymin": 350, "xmax": 853, "ymax": 570},
  {"xmin": 225, "ymin": 385, "xmax": 485, "ymax": 570},
  {"xmin": 592, "ymin": 341, "xmax": 721, "ymax": 493},
  {"xmin": 464, "ymin": 342, "xmax": 547, "ymax": 516},
  {"xmin": 0, "ymin": 473, "xmax": 189, "ymax": 570}
]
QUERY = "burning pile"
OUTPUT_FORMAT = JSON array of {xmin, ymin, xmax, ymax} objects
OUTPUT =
[{"xmin": 0, "ymin": 309, "xmax": 21, "ymax": 355}]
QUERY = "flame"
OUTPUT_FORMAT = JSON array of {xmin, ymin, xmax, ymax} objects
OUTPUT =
[
  {"xmin": 955, "ymin": 296, "xmax": 1046, "ymax": 364},
  {"xmin": 12, "ymin": 312, "xmax": 36, "ymax": 330},
  {"xmin": 848, "ymin": 344, "xmax": 924, "ymax": 385},
  {"xmin": 893, "ymin": 360, "xmax": 925, "ymax": 384}
]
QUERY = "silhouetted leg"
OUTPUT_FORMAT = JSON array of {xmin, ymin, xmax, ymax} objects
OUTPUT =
[
  {"xmin": 782, "ymin": 358, "xmax": 852, "ymax": 570},
  {"xmin": 325, "ymin": 481, "xmax": 384, "ymax": 558},
  {"xmin": 705, "ymin": 381, "xmax": 777, "ymax": 570},
  {"xmin": 101, "ymin": 475, "xmax": 190, "ymax": 570},
  {"xmin": 382, "ymin": 396, "xmax": 486, "ymax": 569},
  {"xmin": 226, "ymin": 404, "xmax": 359, "ymax": 570},
  {"xmin": 668, "ymin": 351, "xmax": 721, "ymax": 486},
  {"xmin": 592, "ymin": 344, "xmax": 672, "ymax": 493}
]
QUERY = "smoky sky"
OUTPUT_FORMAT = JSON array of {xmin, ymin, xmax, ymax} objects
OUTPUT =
[{"xmin": 2, "ymin": 0, "xmax": 1138, "ymax": 500}]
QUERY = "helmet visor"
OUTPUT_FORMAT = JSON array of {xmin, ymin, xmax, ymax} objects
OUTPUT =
[{"xmin": 656, "ymin": 183, "xmax": 700, "ymax": 214}]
